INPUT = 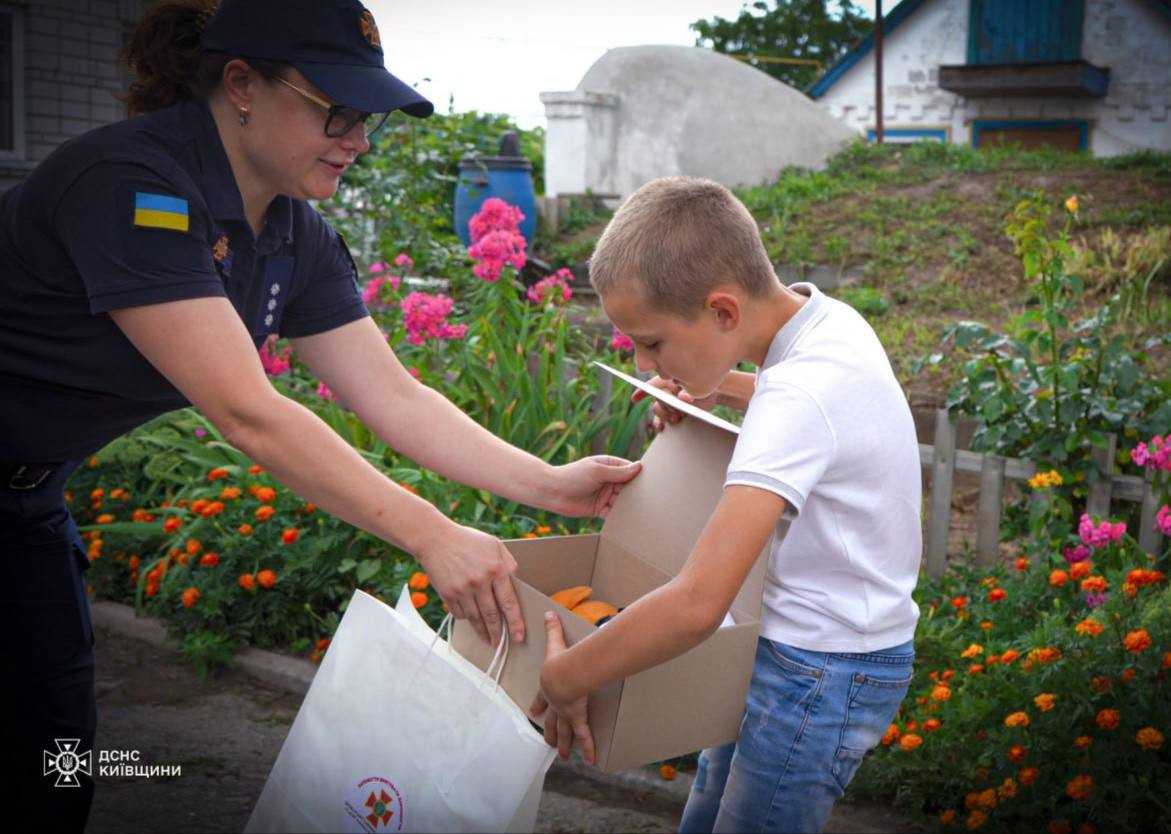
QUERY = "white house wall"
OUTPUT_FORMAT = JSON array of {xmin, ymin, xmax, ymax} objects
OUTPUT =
[{"xmin": 817, "ymin": 0, "xmax": 1171, "ymax": 155}]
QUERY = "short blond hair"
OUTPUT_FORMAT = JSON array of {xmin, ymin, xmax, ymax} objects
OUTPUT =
[{"xmin": 589, "ymin": 176, "xmax": 777, "ymax": 317}]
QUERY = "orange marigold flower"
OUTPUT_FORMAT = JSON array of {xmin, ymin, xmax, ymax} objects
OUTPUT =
[
  {"xmin": 177, "ymin": 553, "xmax": 191, "ymax": 566},
  {"xmin": 1015, "ymin": 557, "xmax": 1029, "ymax": 572},
  {"xmin": 190, "ymin": 499, "xmax": 209, "ymax": 514},
  {"xmin": 399, "ymin": 481, "xmax": 419, "ymax": 495},
  {"xmin": 181, "ymin": 587, "xmax": 200, "ymax": 608},
  {"xmin": 1069, "ymin": 560, "xmax": 1092, "ymax": 581},
  {"xmin": 1079, "ymin": 576, "xmax": 1107, "ymax": 593},
  {"xmin": 1001, "ymin": 649, "xmax": 1021, "ymax": 664},
  {"xmin": 1119, "ymin": 667, "xmax": 1136, "ymax": 684},
  {"xmin": 1018, "ymin": 767, "xmax": 1038, "ymax": 787},
  {"xmin": 255, "ymin": 505, "xmax": 276, "ymax": 522},
  {"xmin": 1136, "ymin": 727, "xmax": 1164, "ymax": 751},
  {"xmin": 1162, "ymin": 652, "xmax": 1171, "ymax": 670},
  {"xmin": 985, "ymin": 653, "xmax": 1000, "ymax": 666},
  {"xmin": 966, "ymin": 810, "xmax": 987, "ymax": 830},
  {"xmin": 1007, "ymin": 744, "xmax": 1027, "ymax": 763},
  {"xmin": 980, "ymin": 620, "xmax": 993, "ymax": 631},
  {"xmin": 1049, "ymin": 569, "xmax": 1069, "ymax": 587},
  {"xmin": 408, "ymin": 571, "xmax": 429, "ymax": 590},
  {"xmin": 951, "ymin": 596, "xmax": 968, "ymax": 610},
  {"xmin": 997, "ymin": 777, "xmax": 1017, "ymax": 800},
  {"xmin": 940, "ymin": 809, "xmax": 956, "ymax": 825},
  {"xmin": 220, "ymin": 486, "xmax": 242, "ymax": 500},
  {"xmin": 881, "ymin": 724, "xmax": 900, "ymax": 746},
  {"xmin": 1074, "ymin": 735, "xmax": 1092, "ymax": 749},
  {"xmin": 941, "ymin": 669, "xmax": 955, "ymax": 682},
  {"xmin": 1048, "ymin": 821, "xmax": 1071, "ymax": 834},
  {"xmin": 410, "ymin": 591, "xmax": 428, "ymax": 608},
  {"xmin": 1065, "ymin": 773, "xmax": 1093, "ymax": 802},
  {"xmin": 899, "ymin": 733, "xmax": 922, "ymax": 752},
  {"xmin": 201, "ymin": 501, "xmax": 225, "ymax": 518},
  {"xmin": 128, "ymin": 555, "xmax": 140, "ymax": 569},
  {"xmin": 145, "ymin": 582, "xmax": 159, "ymax": 598},
  {"xmin": 961, "ymin": 643, "xmax": 983, "ymax": 659},
  {"xmin": 1095, "ymin": 708, "xmax": 1120, "ymax": 730},
  {"xmin": 257, "ymin": 569, "xmax": 277, "ymax": 589},
  {"xmin": 536, "ymin": 525, "xmax": 552, "ymax": 535},
  {"xmin": 1004, "ymin": 711, "xmax": 1030, "ymax": 728},
  {"xmin": 966, "ymin": 788, "xmax": 997, "ymax": 811},
  {"xmin": 1077, "ymin": 824, "xmax": 1097, "ymax": 834},
  {"xmin": 1034, "ymin": 693, "xmax": 1056, "ymax": 712},
  {"xmin": 207, "ymin": 467, "xmax": 230, "ymax": 481},
  {"xmin": 302, "ymin": 502, "xmax": 316, "ymax": 513},
  {"xmin": 659, "ymin": 764, "xmax": 676, "ymax": 781},
  {"xmin": 1123, "ymin": 582, "xmax": 1137, "ymax": 598},
  {"xmin": 248, "ymin": 464, "xmax": 263, "ymax": 475},
  {"xmin": 199, "ymin": 552, "xmax": 219, "ymax": 568},
  {"xmin": 255, "ymin": 486, "xmax": 277, "ymax": 504},
  {"xmin": 238, "ymin": 573, "xmax": 256, "ymax": 591},
  {"xmin": 96, "ymin": 514, "xmax": 115, "ymax": 524},
  {"xmin": 988, "ymin": 588, "xmax": 1006, "ymax": 603},
  {"xmin": 163, "ymin": 517, "xmax": 182, "ymax": 534},
  {"xmin": 923, "ymin": 719, "xmax": 941, "ymax": 732},
  {"xmin": 1027, "ymin": 647, "xmax": 1062, "ymax": 665},
  {"xmin": 315, "ymin": 637, "xmax": 331, "ymax": 652},
  {"xmin": 522, "ymin": 532, "xmax": 538, "ymax": 539},
  {"xmin": 931, "ymin": 685, "xmax": 952, "ymax": 702},
  {"xmin": 1123, "ymin": 628, "xmax": 1151, "ymax": 653},
  {"xmin": 185, "ymin": 538, "xmax": 202, "ymax": 555},
  {"xmin": 968, "ymin": 664, "xmax": 985, "ymax": 674},
  {"xmin": 1075, "ymin": 618, "xmax": 1104, "ymax": 637},
  {"xmin": 281, "ymin": 528, "xmax": 300, "ymax": 545},
  {"xmin": 238, "ymin": 523, "xmax": 254, "ymax": 536}
]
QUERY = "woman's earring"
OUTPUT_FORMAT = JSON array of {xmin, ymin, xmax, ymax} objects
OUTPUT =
[{"xmin": 238, "ymin": 108, "xmax": 250, "ymax": 127}]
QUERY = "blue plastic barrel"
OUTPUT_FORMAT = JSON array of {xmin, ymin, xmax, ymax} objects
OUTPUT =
[{"xmin": 454, "ymin": 155, "xmax": 537, "ymax": 248}]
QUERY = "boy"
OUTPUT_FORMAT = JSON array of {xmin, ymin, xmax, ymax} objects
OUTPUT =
[{"xmin": 529, "ymin": 177, "xmax": 922, "ymax": 833}]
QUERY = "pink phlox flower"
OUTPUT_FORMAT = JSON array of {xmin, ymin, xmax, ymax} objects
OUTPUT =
[
  {"xmin": 362, "ymin": 274, "xmax": 403, "ymax": 308},
  {"xmin": 368, "ymin": 262, "xmax": 386, "ymax": 274},
  {"xmin": 468, "ymin": 197, "xmax": 524, "ymax": 244},
  {"xmin": 1156, "ymin": 505, "xmax": 1171, "ymax": 536},
  {"xmin": 527, "ymin": 269, "xmax": 573, "ymax": 305},
  {"xmin": 1131, "ymin": 435, "xmax": 1171, "ymax": 472},
  {"xmin": 468, "ymin": 228, "xmax": 527, "ymax": 282},
  {"xmin": 258, "ymin": 340, "xmax": 291, "ymax": 376},
  {"xmin": 1085, "ymin": 591, "xmax": 1108, "ymax": 609},
  {"xmin": 1078, "ymin": 513, "xmax": 1126, "ymax": 548},
  {"xmin": 393, "ymin": 252, "xmax": 414, "ymax": 272},
  {"xmin": 610, "ymin": 328, "xmax": 635, "ymax": 352},
  {"xmin": 316, "ymin": 381, "xmax": 336, "ymax": 402},
  {"xmin": 1063, "ymin": 545, "xmax": 1090, "ymax": 564},
  {"xmin": 400, "ymin": 291, "xmax": 466, "ymax": 345}
]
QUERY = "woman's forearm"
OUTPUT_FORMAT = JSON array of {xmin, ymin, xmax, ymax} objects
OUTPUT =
[{"xmin": 227, "ymin": 393, "xmax": 455, "ymax": 555}]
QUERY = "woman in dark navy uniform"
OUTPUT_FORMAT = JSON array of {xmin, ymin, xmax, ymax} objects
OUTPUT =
[{"xmin": 0, "ymin": 1, "xmax": 640, "ymax": 829}]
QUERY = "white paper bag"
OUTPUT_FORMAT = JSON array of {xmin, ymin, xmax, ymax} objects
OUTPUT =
[{"xmin": 246, "ymin": 587, "xmax": 555, "ymax": 834}]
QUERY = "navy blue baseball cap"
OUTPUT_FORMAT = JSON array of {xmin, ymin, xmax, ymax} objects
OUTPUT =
[{"xmin": 201, "ymin": 0, "xmax": 433, "ymax": 118}]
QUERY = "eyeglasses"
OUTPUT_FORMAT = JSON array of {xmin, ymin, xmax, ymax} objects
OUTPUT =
[{"xmin": 274, "ymin": 76, "xmax": 391, "ymax": 139}]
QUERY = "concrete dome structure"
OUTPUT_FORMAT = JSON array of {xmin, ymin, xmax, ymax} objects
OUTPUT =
[{"xmin": 541, "ymin": 45, "xmax": 856, "ymax": 199}]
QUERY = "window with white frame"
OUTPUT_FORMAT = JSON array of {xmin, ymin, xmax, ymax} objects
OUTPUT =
[{"xmin": 0, "ymin": 6, "xmax": 24, "ymax": 158}]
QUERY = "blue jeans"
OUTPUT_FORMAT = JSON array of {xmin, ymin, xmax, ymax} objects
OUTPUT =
[{"xmin": 679, "ymin": 636, "xmax": 914, "ymax": 834}]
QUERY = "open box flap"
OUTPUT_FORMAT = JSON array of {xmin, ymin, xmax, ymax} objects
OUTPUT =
[
  {"xmin": 596, "ymin": 367, "xmax": 767, "ymax": 611},
  {"xmin": 593, "ymin": 362, "xmax": 740, "ymax": 435}
]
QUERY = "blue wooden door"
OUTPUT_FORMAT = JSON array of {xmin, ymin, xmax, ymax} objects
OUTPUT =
[{"xmin": 968, "ymin": 0, "xmax": 1084, "ymax": 64}]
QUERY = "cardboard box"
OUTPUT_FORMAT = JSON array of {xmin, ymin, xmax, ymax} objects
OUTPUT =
[{"xmin": 453, "ymin": 364, "xmax": 769, "ymax": 773}]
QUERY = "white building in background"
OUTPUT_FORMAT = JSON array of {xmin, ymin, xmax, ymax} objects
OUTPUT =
[
  {"xmin": 809, "ymin": 0, "xmax": 1171, "ymax": 155},
  {"xmin": 540, "ymin": 45, "xmax": 855, "ymax": 201},
  {"xmin": 1, "ymin": 0, "xmax": 148, "ymax": 192}
]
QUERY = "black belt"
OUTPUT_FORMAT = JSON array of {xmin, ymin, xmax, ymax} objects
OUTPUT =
[{"xmin": 0, "ymin": 462, "xmax": 60, "ymax": 490}]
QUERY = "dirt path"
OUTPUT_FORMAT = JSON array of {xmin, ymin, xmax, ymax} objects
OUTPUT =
[{"xmin": 85, "ymin": 625, "xmax": 921, "ymax": 833}]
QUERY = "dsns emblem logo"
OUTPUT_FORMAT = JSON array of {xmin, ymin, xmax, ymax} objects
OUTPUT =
[
  {"xmin": 359, "ymin": 8, "xmax": 381, "ymax": 50},
  {"xmin": 43, "ymin": 739, "xmax": 92, "ymax": 788},
  {"xmin": 344, "ymin": 776, "xmax": 404, "ymax": 832}
]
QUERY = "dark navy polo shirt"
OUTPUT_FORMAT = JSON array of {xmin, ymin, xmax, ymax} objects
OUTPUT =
[{"xmin": 0, "ymin": 99, "xmax": 369, "ymax": 461}]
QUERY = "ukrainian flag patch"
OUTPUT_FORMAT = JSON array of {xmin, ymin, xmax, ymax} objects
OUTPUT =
[{"xmin": 133, "ymin": 192, "xmax": 189, "ymax": 232}]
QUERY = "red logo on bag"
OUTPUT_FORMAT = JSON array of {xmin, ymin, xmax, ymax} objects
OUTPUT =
[{"xmin": 344, "ymin": 776, "xmax": 404, "ymax": 832}]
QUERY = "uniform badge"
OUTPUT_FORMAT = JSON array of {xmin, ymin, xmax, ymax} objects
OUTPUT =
[
  {"xmin": 211, "ymin": 232, "xmax": 233, "ymax": 276},
  {"xmin": 133, "ymin": 192, "xmax": 189, "ymax": 233},
  {"xmin": 360, "ymin": 8, "xmax": 381, "ymax": 50}
]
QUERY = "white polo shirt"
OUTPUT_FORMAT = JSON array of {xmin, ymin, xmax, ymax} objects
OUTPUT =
[{"xmin": 726, "ymin": 283, "xmax": 922, "ymax": 653}]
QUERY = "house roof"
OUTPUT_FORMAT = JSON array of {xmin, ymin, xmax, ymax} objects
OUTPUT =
[{"xmin": 807, "ymin": 0, "xmax": 1171, "ymax": 100}]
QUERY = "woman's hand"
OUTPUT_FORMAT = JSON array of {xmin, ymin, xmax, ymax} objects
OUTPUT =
[
  {"xmin": 415, "ymin": 522, "xmax": 525, "ymax": 645},
  {"xmin": 529, "ymin": 612, "xmax": 595, "ymax": 764},
  {"xmin": 632, "ymin": 376, "xmax": 719, "ymax": 433},
  {"xmin": 543, "ymin": 456, "xmax": 642, "ymax": 518}
]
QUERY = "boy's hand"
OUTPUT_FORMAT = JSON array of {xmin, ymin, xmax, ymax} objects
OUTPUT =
[
  {"xmin": 632, "ymin": 376, "xmax": 718, "ymax": 433},
  {"xmin": 529, "ymin": 612, "xmax": 595, "ymax": 765}
]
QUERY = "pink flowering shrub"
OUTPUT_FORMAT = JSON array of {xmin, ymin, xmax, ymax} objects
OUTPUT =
[
  {"xmin": 1158, "ymin": 505, "xmax": 1171, "ymax": 536},
  {"xmin": 1077, "ymin": 513, "xmax": 1127, "ymax": 548},
  {"xmin": 610, "ymin": 328, "xmax": 635, "ymax": 352},
  {"xmin": 527, "ymin": 268, "xmax": 573, "ymax": 306},
  {"xmin": 468, "ymin": 198, "xmax": 524, "ymax": 244},
  {"xmin": 400, "ymin": 291, "xmax": 467, "ymax": 346},
  {"xmin": 394, "ymin": 252, "xmax": 414, "ymax": 271},
  {"xmin": 1131, "ymin": 435, "xmax": 1171, "ymax": 472},
  {"xmin": 258, "ymin": 340, "xmax": 291, "ymax": 376}
]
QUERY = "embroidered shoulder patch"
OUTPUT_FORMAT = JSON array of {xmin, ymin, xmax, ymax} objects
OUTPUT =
[{"xmin": 133, "ymin": 192, "xmax": 189, "ymax": 232}]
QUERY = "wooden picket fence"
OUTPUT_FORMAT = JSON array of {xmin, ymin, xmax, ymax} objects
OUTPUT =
[{"xmin": 921, "ymin": 409, "xmax": 1165, "ymax": 577}]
